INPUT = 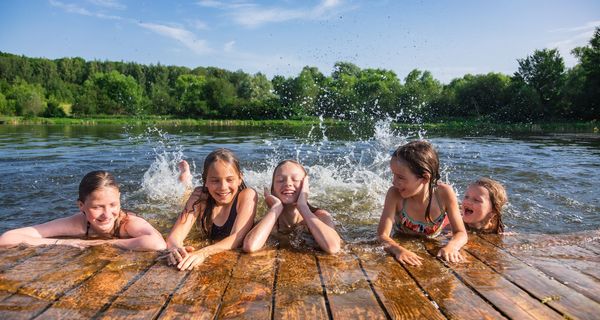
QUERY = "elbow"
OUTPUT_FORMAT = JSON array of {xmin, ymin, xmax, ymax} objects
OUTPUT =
[
  {"xmin": 323, "ymin": 242, "xmax": 341, "ymax": 255},
  {"xmin": 242, "ymin": 238, "xmax": 261, "ymax": 253},
  {"xmin": 0, "ymin": 231, "xmax": 20, "ymax": 247}
]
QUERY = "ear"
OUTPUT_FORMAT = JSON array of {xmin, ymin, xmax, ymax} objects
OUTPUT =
[
  {"xmin": 77, "ymin": 200, "xmax": 85, "ymax": 213},
  {"xmin": 421, "ymin": 172, "xmax": 431, "ymax": 182}
]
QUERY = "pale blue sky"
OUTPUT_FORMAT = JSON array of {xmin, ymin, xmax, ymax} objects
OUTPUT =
[{"xmin": 1, "ymin": 0, "xmax": 599, "ymax": 82}]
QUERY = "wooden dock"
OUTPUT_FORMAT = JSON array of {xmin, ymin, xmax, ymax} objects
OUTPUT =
[{"xmin": 0, "ymin": 232, "xmax": 599, "ymax": 319}]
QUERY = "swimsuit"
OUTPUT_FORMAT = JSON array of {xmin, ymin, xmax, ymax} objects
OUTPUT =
[
  {"xmin": 394, "ymin": 191, "xmax": 449, "ymax": 238},
  {"xmin": 206, "ymin": 193, "xmax": 239, "ymax": 241},
  {"xmin": 84, "ymin": 211, "xmax": 128, "ymax": 238}
]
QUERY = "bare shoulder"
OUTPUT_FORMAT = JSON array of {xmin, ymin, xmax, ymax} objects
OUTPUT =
[
  {"xmin": 314, "ymin": 209, "xmax": 332, "ymax": 219},
  {"xmin": 238, "ymin": 188, "xmax": 258, "ymax": 201},
  {"xmin": 436, "ymin": 183, "xmax": 458, "ymax": 200}
]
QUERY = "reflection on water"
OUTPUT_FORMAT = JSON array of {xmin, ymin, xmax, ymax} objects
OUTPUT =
[{"xmin": 0, "ymin": 122, "xmax": 599, "ymax": 241}]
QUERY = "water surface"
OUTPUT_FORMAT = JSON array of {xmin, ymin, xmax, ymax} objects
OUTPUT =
[{"xmin": 1, "ymin": 123, "xmax": 598, "ymax": 241}]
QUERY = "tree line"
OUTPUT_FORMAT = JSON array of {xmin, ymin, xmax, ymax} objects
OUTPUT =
[{"xmin": 1, "ymin": 28, "xmax": 598, "ymax": 122}]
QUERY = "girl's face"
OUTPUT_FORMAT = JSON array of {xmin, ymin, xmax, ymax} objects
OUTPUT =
[
  {"xmin": 205, "ymin": 160, "xmax": 242, "ymax": 205},
  {"xmin": 461, "ymin": 184, "xmax": 493, "ymax": 225},
  {"xmin": 390, "ymin": 159, "xmax": 428, "ymax": 198},
  {"xmin": 78, "ymin": 187, "xmax": 121, "ymax": 234},
  {"xmin": 273, "ymin": 162, "xmax": 305, "ymax": 204}
]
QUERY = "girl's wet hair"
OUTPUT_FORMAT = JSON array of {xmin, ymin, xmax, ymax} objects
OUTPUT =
[
  {"xmin": 271, "ymin": 159, "xmax": 319, "ymax": 213},
  {"xmin": 472, "ymin": 177, "xmax": 508, "ymax": 233},
  {"xmin": 392, "ymin": 140, "xmax": 441, "ymax": 223},
  {"xmin": 78, "ymin": 170, "xmax": 120, "ymax": 202},
  {"xmin": 78, "ymin": 170, "xmax": 127, "ymax": 237},
  {"xmin": 186, "ymin": 148, "xmax": 247, "ymax": 237}
]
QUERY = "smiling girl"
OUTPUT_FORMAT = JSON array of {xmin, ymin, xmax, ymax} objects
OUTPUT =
[
  {"xmin": 243, "ymin": 160, "xmax": 341, "ymax": 254},
  {"xmin": 461, "ymin": 177, "xmax": 508, "ymax": 233},
  {"xmin": 166, "ymin": 148, "xmax": 257, "ymax": 270},
  {"xmin": 0, "ymin": 171, "xmax": 166, "ymax": 251},
  {"xmin": 377, "ymin": 140, "xmax": 468, "ymax": 266}
]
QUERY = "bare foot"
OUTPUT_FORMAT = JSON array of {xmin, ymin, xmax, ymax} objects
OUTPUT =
[{"xmin": 178, "ymin": 160, "xmax": 192, "ymax": 186}]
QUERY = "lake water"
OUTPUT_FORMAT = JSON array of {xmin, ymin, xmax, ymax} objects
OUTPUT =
[{"xmin": 1, "ymin": 122, "xmax": 599, "ymax": 241}]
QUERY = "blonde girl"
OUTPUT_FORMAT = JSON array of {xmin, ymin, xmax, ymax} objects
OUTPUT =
[
  {"xmin": 462, "ymin": 177, "xmax": 508, "ymax": 233},
  {"xmin": 0, "ymin": 171, "xmax": 166, "ymax": 251},
  {"xmin": 243, "ymin": 160, "xmax": 341, "ymax": 254}
]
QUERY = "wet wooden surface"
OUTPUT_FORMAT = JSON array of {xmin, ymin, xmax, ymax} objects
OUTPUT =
[{"xmin": 0, "ymin": 232, "xmax": 599, "ymax": 319}]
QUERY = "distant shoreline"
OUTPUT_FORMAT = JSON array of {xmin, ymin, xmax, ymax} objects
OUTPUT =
[{"xmin": 0, "ymin": 116, "xmax": 597, "ymax": 134}]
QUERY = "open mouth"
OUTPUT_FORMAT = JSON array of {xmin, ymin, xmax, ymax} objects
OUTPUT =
[{"xmin": 463, "ymin": 208, "xmax": 474, "ymax": 216}]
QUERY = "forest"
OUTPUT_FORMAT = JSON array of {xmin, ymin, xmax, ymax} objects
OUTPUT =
[{"xmin": 0, "ymin": 28, "xmax": 598, "ymax": 123}]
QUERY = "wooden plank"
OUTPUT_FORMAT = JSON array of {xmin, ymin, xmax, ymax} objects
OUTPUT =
[
  {"xmin": 0, "ymin": 246, "xmax": 47, "ymax": 272},
  {"xmin": 317, "ymin": 252, "xmax": 387, "ymax": 319},
  {"xmin": 466, "ymin": 235, "xmax": 600, "ymax": 320},
  {"xmin": 274, "ymin": 249, "xmax": 328, "ymax": 320},
  {"xmin": 355, "ymin": 250, "xmax": 445, "ymax": 320},
  {"xmin": 0, "ymin": 245, "xmax": 83, "ymax": 302},
  {"xmin": 157, "ymin": 251, "xmax": 239, "ymax": 320},
  {"xmin": 218, "ymin": 249, "xmax": 277, "ymax": 319},
  {"xmin": 525, "ymin": 244, "xmax": 600, "ymax": 280},
  {"xmin": 422, "ymin": 241, "xmax": 563, "ymax": 320},
  {"xmin": 579, "ymin": 240, "xmax": 600, "ymax": 256},
  {"xmin": 36, "ymin": 251, "xmax": 156, "ymax": 320},
  {"xmin": 98, "ymin": 261, "xmax": 190, "ymax": 319},
  {"xmin": 400, "ymin": 240, "xmax": 506, "ymax": 320},
  {"xmin": 0, "ymin": 247, "xmax": 110, "ymax": 320},
  {"xmin": 480, "ymin": 234, "xmax": 600, "ymax": 304}
]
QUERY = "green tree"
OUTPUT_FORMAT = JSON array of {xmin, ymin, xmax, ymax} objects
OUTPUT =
[
  {"xmin": 175, "ymin": 74, "xmax": 209, "ymax": 117},
  {"xmin": 74, "ymin": 71, "xmax": 143, "ymax": 115},
  {"xmin": 571, "ymin": 27, "xmax": 600, "ymax": 119},
  {"xmin": 0, "ymin": 91, "xmax": 9, "ymax": 115},
  {"xmin": 7, "ymin": 80, "xmax": 47, "ymax": 117},
  {"xmin": 514, "ymin": 49, "xmax": 566, "ymax": 118},
  {"xmin": 399, "ymin": 69, "xmax": 442, "ymax": 121}
]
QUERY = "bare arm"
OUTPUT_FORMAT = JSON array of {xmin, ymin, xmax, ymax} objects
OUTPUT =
[
  {"xmin": 243, "ymin": 187, "xmax": 282, "ymax": 253},
  {"xmin": 177, "ymin": 188, "xmax": 258, "ymax": 270},
  {"xmin": 0, "ymin": 214, "xmax": 85, "ymax": 247},
  {"xmin": 105, "ymin": 215, "xmax": 166, "ymax": 251},
  {"xmin": 437, "ymin": 184, "xmax": 468, "ymax": 262},
  {"xmin": 165, "ymin": 187, "xmax": 206, "ymax": 264},
  {"xmin": 295, "ymin": 176, "xmax": 340, "ymax": 254},
  {"xmin": 377, "ymin": 187, "xmax": 423, "ymax": 266}
]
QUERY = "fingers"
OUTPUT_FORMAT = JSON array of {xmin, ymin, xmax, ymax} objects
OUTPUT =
[
  {"xmin": 177, "ymin": 253, "xmax": 205, "ymax": 270},
  {"xmin": 301, "ymin": 176, "xmax": 310, "ymax": 193},
  {"xmin": 437, "ymin": 249, "xmax": 465, "ymax": 263},
  {"xmin": 263, "ymin": 186, "xmax": 271, "ymax": 198},
  {"xmin": 168, "ymin": 247, "xmax": 187, "ymax": 266},
  {"xmin": 395, "ymin": 253, "xmax": 423, "ymax": 266}
]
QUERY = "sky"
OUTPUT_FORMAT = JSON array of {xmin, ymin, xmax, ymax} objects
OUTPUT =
[{"xmin": 1, "ymin": 0, "xmax": 599, "ymax": 83}]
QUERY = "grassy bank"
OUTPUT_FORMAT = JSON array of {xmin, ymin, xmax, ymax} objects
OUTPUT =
[{"xmin": 0, "ymin": 116, "xmax": 597, "ymax": 133}]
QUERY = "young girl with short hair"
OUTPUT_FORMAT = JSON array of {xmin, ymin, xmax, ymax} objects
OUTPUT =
[
  {"xmin": 243, "ymin": 160, "xmax": 341, "ymax": 254},
  {"xmin": 462, "ymin": 177, "xmax": 508, "ymax": 233},
  {"xmin": 377, "ymin": 140, "xmax": 468, "ymax": 266},
  {"xmin": 166, "ymin": 148, "xmax": 257, "ymax": 270},
  {"xmin": 0, "ymin": 170, "xmax": 166, "ymax": 251}
]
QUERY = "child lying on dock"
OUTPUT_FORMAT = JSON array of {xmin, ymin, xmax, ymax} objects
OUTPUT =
[
  {"xmin": 166, "ymin": 149, "xmax": 257, "ymax": 270},
  {"xmin": 0, "ymin": 171, "xmax": 166, "ymax": 251},
  {"xmin": 243, "ymin": 160, "xmax": 341, "ymax": 254},
  {"xmin": 377, "ymin": 140, "xmax": 468, "ymax": 266}
]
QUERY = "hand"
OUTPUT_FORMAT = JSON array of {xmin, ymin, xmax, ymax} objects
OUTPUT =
[
  {"xmin": 184, "ymin": 187, "xmax": 209, "ymax": 214},
  {"xmin": 264, "ymin": 187, "xmax": 282, "ymax": 209},
  {"xmin": 177, "ymin": 250, "xmax": 206, "ymax": 270},
  {"xmin": 297, "ymin": 176, "xmax": 309, "ymax": 207},
  {"xmin": 394, "ymin": 249, "xmax": 423, "ymax": 266},
  {"xmin": 167, "ymin": 245, "xmax": 195, "ymax": 266},
  {"xmin": 437, "ymin": 245, "xmax": 464, "ymax": 263}
]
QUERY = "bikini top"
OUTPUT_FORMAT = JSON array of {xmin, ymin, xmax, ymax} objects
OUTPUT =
[
  {"xmin": 206, "ymin": 193, "xmax": 240, "ymax": 241},
  {"xmin": 395, "ymin": 191, "xmax": 449, "ymax": 238},
  {"xmin": 84, "ymin": 210, "xmax": 128, "ymax": 239}
]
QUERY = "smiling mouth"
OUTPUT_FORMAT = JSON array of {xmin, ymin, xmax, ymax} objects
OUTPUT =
[{"xmin": 464, "ymin": 208, "xmax": 474, "ymax": 216}]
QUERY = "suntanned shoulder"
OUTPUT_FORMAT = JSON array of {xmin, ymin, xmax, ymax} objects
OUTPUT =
[{"xmin": 436, "ymin": 183, "xmax": 457, "ymax": 198}]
